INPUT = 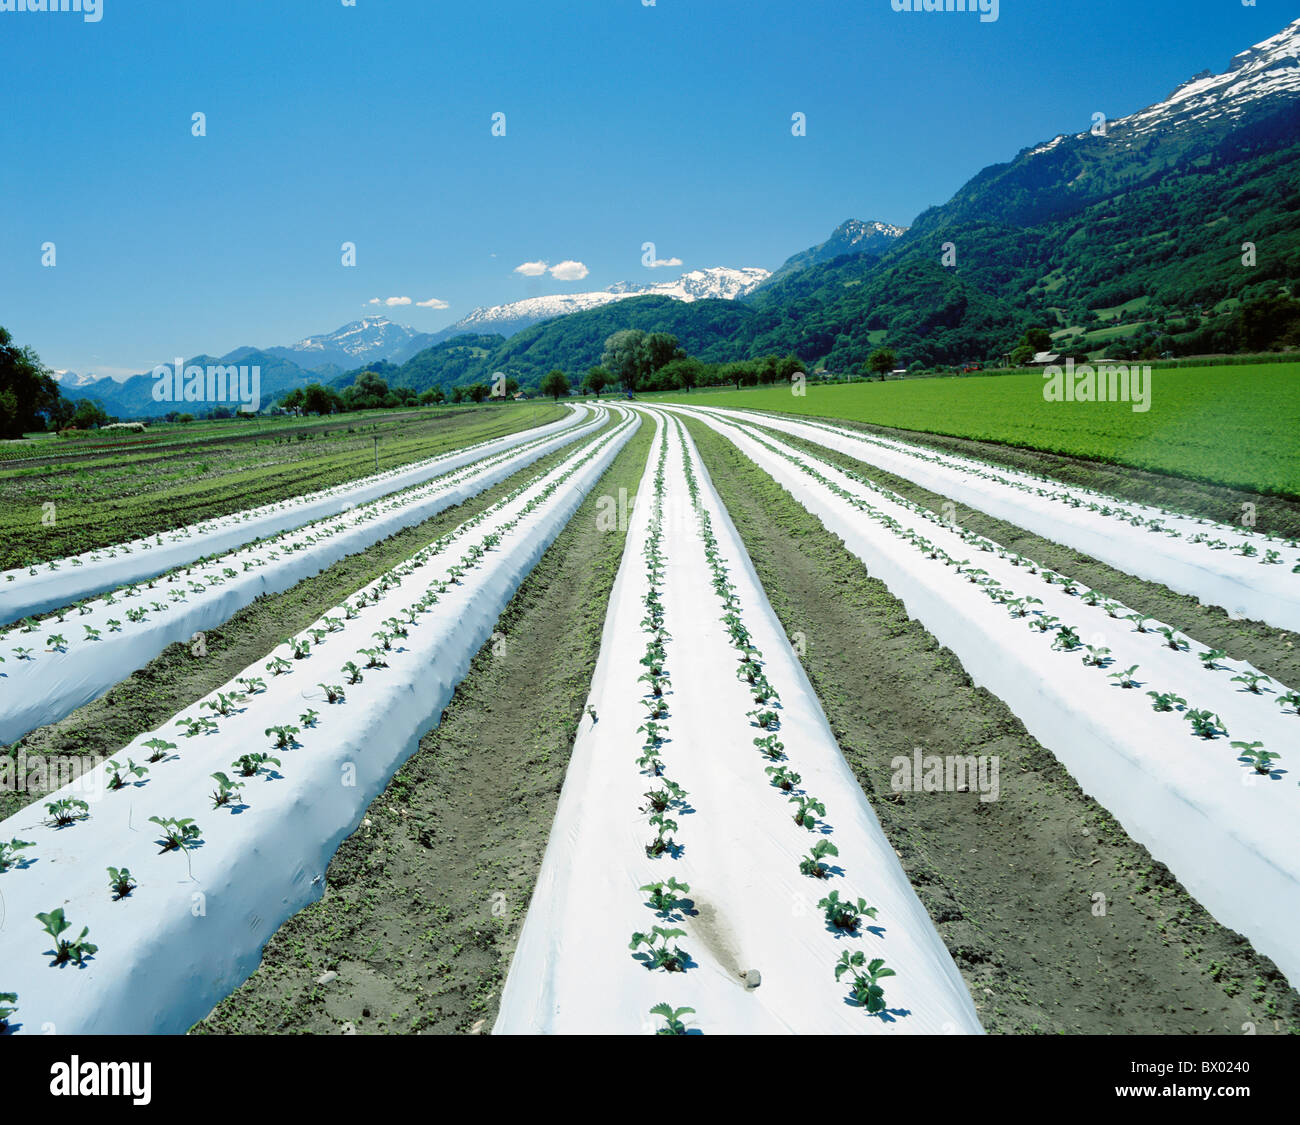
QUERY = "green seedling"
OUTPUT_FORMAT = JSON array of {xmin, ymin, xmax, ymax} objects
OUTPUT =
[
  {"xmin": 106, "ymin": 759, "xmax": 147, "ymax": 791},
  {"xmin": 747, "ymin": 708, "xmax": 780, "ymax": 731},
  {"xmin": 149, "ymin": 816, "xmax": 201, "ymax": 853},
  {"xmin": 1158, "ymin": 627, "xmax": 1189, "ymax": 652},
  {"xmin": 1185, "ymin": 709, "xmax": 1224, "ymax": 739},
  {"xmin": 300, "ymin": 708, "xmax": 320, "ymax": 728},
  {"xmin": 641, "ymin": 697, "xmax": 668, "ymax": 719},
  {"xmin": 1051, "ymin": 627, "xmax": 1082, "ymax": 651},
  {"xmin": 264, "ymin": 725, "xmax": 299, "ymax": 750},
  {"xmin": 790, "ymin": 794, "xmax": 827, "ymax": 830},
  {"xmin": 642, "ymin": 780, "xmax": 687, "ymax": 814},
  {"xmin": 234, "ymin": 753, "xmax": 281, "ymax": 778},
  {"xmin": 765, "ymin": 765, "xmax": 802, "ymax": 792},
  {"xmin": 819, "ymin": 890, "xmax": 878, "ymax": 933},
  {"xmin": 1232, "ymin": 741, "xmax": 1280, "ymax": 775},
  {"xmin": 82, "ymin": 625, "xmax": 100, "ymax": 641},
  {"xmin": 1278, "ymin": 691, "xmax": 1300, "ymax": 714},
  {"xmin": 319, "ymin": 683, "xmax": 346, "ymax": 703},
  {"xmin": 236, "ymin": 676, "xmax": 266, "ymax": 695},
  {"xmin": 645, "ymin": 814, "xmax": 679, "ymax": 858},
  {"xmin": 359, "ymin": 647, "xmax": 387, "ymax": 669},
  {"xmin": 754, "ymin": 734, "xmax": 786, "ymax": 761},
  {"xmin": 201, "ymin": 692, "xmax": 239, "ymax": 717},
  {"xmin": 640, "ymin": 877, "xmax": 691, "ymax": 917},
  {"xmin": 45, "ymin": 798, "xmax": 89, "ymax": 827},
  {"xmin": 36, "ymin": 909, "xmax": 97, "ymax": 966},
  {"xmin": 143, "ymin": 738, "xmax": 177, "ymax": 762},
  {"xmin": 266, "ymin": 655, "xmax": 292, "ymax": 675},
  {"xmin": 650, "ymin": 1003, "xmax": 695, "ymax": 1036},
  {"xmin": 107, "ymin": 866, "xmax": 137, "ymax": 900},
  {"xmin": 800, "ymin": 839, "xmax": 839, "ymax": 879},
  {"xmin": 629, "ymin": 926, "xmax": 690, "ymax": 973},
  {"xmin": 1127, "ymin": 614, "xmax": 1152, "ymax": 633},
  {"xmin": 1147, "ymin": 691, "xmax": 1186, "ymax": 713},
  {"xmin": 1082, "ymin": 645, "xmax": 1111, "ymax": 667},
  {"xmin": 342, "ymin": 661, "xmax": 364, "ymax": 684},
  {"xmin": 0, "ymin": 838, "xmax": 35, "ymax": 872},
  {"xmin": 210, "ymin": 772, "xmax": 245, "ymax": 808},
  {"xmin": 835, "ymin": 952, "xmax": 895, "ymax": 1014},
  {"xmin": 638, "ymin": 672, "xmax": 669, "ymax": 697},
  {"xmin": 1198, "ymin": 649, "xmax": 1227, "ymax": 671},
  {"xmin": 636, "ymin": 750, "xmax": 665, "ymax": 776},
  {"xmin": 1231, "ymin": 672, "xmax": 1271, "ymax": 695},
  {"xmin": 0, "ymin": 993, "xmax": 16, "ymax": 1030},
  {"xmin": 1109, "ymin": 666, "xmax": 1140, "ymax": 689}
]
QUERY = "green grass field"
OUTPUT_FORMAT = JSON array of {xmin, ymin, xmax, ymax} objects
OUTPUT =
[{"xmin": 654, "ymin": 363, "xmax": 1300, "ymax": 497}]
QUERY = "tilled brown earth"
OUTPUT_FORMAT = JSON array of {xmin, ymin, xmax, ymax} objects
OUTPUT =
[
  {"xmin": 684, "ymin": 416, "xmax": 1300, "ymax": 1035},
  {"xmin": 192, "ymin": 420, "xmax": 653, "ymax": 1034}
]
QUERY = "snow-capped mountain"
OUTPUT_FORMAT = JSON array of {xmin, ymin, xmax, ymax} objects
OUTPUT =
[
  {"xmin": 443, "ymin": 266, "xmax": 770, "ymax": 340},
  {"xmin": 761, "ymin": 219, "xmax": 908, "ymax": 288},
  {"xmin": 50, "ymin": 370, "xmax": 101, "ymax": 389},
  {"xmin": 268, "ymin": 316, "xmax": 424, "ymax": 370}
]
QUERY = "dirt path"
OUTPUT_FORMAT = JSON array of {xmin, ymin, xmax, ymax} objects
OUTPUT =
[
  {"xmin": 684, "ymin": 416, "xmax": 1300, "ymax": 1035},
  {"xmin": 192, "ymin": 420, "xmax": 653, "ymax": 1034}
]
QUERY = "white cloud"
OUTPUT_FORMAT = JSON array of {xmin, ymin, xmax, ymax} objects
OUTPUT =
[
  {"xmin": 416, "ymin": 297, "xmax": 450, "ymax": 309},
  {"xmin": 645, "ymin": 256, "xmax": 683, "ymax": 269},
  {"xmin": 549, "ymin": 260, "xmax": 589, "ymax": 281},
  {"xmin": 384, "ymin": 296, "xmax": 412, "ymax": 307},
  {"xmin": 367, "ymin": 298, "xmax": 381, "ymax": 305},
  {"xmin": 513, "ymin": 260, "xmax": 549, "ymax": 277}
]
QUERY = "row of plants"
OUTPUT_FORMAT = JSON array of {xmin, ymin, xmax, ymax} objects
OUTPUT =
[
  {"xmin": 1, "ymin": 418, "xmax": 595, "ymax": 666},
  {"xmin": 672, "ymin": 415, "xmax": 897, "ymax": 1017},
  {"xmin": 723, "ymin": 418, "xmax": 1288, "ymax": 782},
  {"xmin": 627, "ymin": 430, "xmax": 696, "ymax": 1034},
  {"xmin": 4, "ymin": 407, "xmax": 589, "ymax": 578},
  {"xmin": 755, "ymin": 412, "xmax": 1300, "ymax": 572},
  {"xmin": 0, "ymin": 415, "xmax": 633, "ymax": 999}
]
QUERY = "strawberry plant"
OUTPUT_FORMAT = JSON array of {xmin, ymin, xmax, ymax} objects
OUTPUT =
[
  {"xmin": 45, "ymin": 798, "xmax": 89, "ymax": 827},
  {"xmin": 359, "ymin": 647, "xmax": 387, "ymax": 669},
  {"xmin": 106, "ymin": 759, "xmax": 148, "ymax": 791},
  {"xmin": 753, "ymin": 734, "xmax": 785, "ymax": 761},
  {"xmin": 1198, "ymin": 649, "xmax": 1227, "ymax": 671},
  {"xmin": 629, "ymin": 926, "xmax": 690, "ymax": 972},
  {"xmin": 835, "ymin": 952, "xmax": 895, "ymax": 1014},
  {"xmin": 1030, "ymin": 614, "xmax": 1060, "ymax": 634},
  {"xmin": 300, "ymin": 708, "xmax": 320, "ymax": 728},
  {"xmin": 107, "ymin": 866, "xmax": 137, "ymax": 900},
  {"xmin": 1231, "ymin": 672, "xmax": 1271, "ymax": 695},
  {"xmin": 1051, "ymin": 627, "xmax": 1082, "ymax": 652},
  {"xmin": 143, "ymin": 737, "xmax": 177, "ymax": 762},
  {"xmin": 265, "ymin": 725, "xmax": 299, "ymax": 750},
  {"xmin": 1233, "ymin": 741, "xmax": 1280, "ymax": 775},
  {"xmin": 765, "ymin": 765, "xmax": 801, "ymax": 792},
  {"xmin": 800, "ymin": 839, "xmax": 839, "ymax": 879},
  {"xmin": 638, "ymin": 672, "xmax": 669, "ymax": 697},
  {"xmin": 1278, "ymin": 691, "xmax": 1300, "ymax": 715},
  {"xmin": 266, "ymin": 655, "xmax": 292, "ymax": 675},
  {"xmin": 1147, "ymin": 691, "xmax": 1186, "ymax": 713},
  {"xmin": 211, "ymin": 772, "xmax": 245, "ymax": 808},
  {"xmin": 790, "ymin": 794, "xmax": 827, "ymax": 830},
  {"xmin": 372, "ymin": 630, "xmax": 393, "ymax": 652},
  {"xmin": 650, "ymin": 1003, "xmax": 695, "ymax": 1035},
  {"xmin": 0, "ymin": 838, "xmax": 34, "ymax": 872},
  {"xmin": 149, "ymin": 816, "xmax": 201, "ymax": 853},
  {"xmin": 1127, "ymin": 613, "xmax": 1152, "ymax": 633},
  {"xmin": 641, "ymin": 697, "xmax": 668, "ymax": 719},
  {"xmin": 636, "ymin": 749, "xmax": 665, "ymax": 776},
  {"xmin": 819, "ymin": 890, "xmax": 878, "ymax": 933},
  {"xmin": 83, "ymin": 625, "xmax": 101, "ymax": 641},
  {"xmin": 0, "ymin": 993, "xmax": 16, "ymax": 1031},
  {"xmin": 1109, "ymin": 665, "xmax": 1140, "ymax": 688},
  {"xmin": 237, "ymin": 676, "xmax": 267, "ymax": 695},
  {"xmin": 342, "ymin": 661, "xmax": 364, "ymax": 684},
  {"xmin": 645, "ymin": 813, "xmax": 679, "ymax": 858},
  {"xmin": 1158, "ymin": 627, "xmax": 1189, "ymax": 652},
  {"xmin": 1082, "ymin": 645, "xmax": 1111, "ymax": 667},
  {"xmin": 201, "ymin": 692, "xmax": 239, "ymax": 717},
  {"xmin": 46, "ymin": 633, "xmax": 67, "ymax": 652},
  {"xmin": 642, "ymin": 780, "xmax": 687, "ymax": 814},
  {"xmin": 1184, "ymin": 709, "xmax": 1225, "ymax": 739},
  {"xmin": 234, "ymin": 752, "xmax": 281, "ymax": 778},
  {"xmin": 36, "ymin": 908, "xmax": 98, "ymax": 966},
  {"xmin": 319, "ymin": 683, "xmax": 346, "ymax": 703},
  {"xmin": 748, "ymin": 708, "xmax": 780, "ymax": 731},
  {"xmin": 640, "ymin": 877, "xmax": 691, "ymax": 918}
]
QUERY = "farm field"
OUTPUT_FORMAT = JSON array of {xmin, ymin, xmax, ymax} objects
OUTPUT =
[
  {"xmin": 3, "ymin": 399, "xmax": 1298, "ymax": 1037},
  {"xmin": 0, "ymin": 403, "xmax": 565, "ymax": 569},
  {"xmin": 652, "ymin": 363, "xmax": 1300, "ymax": 498}
]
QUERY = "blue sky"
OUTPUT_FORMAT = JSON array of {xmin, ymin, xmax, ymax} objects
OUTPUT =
[{"xmin": 0, "ymin": 0, "xmax": 1288, "ymax": 379}]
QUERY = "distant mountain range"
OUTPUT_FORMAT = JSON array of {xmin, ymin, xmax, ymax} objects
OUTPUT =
[{"xmin": 50, "ymin": 17, "xmax": 1300, "ymax": 413}]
